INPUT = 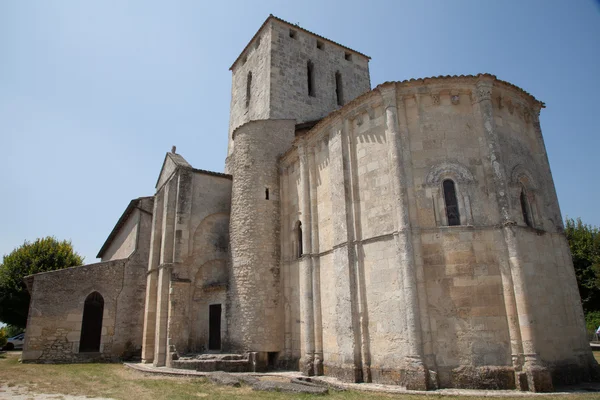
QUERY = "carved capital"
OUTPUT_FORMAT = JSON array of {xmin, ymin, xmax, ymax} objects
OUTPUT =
[
  {"xmin": 474, "ymin": 82, "xmax": 493, "ymax": 103},
  {"xmin": 297, "ymin": 142, "xmax": 308, "ymax": 163},
  {"xmin": 451, "ymin": 92, "xmax": 460, "ymax": 105},
  {"xmin": 379, "ymin": 85, "xmax": 397, "ymax": 108}
]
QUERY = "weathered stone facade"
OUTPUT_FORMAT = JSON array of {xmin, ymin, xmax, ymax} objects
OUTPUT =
[
  {"xmin": 23, "ymin": 197, "xmax": 153, "ymax": 362},
  {"xmin": 23, "ymin": 14, "xmax": 597, "ymax": 392}
]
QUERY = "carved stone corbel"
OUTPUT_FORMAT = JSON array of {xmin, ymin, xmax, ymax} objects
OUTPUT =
[{"xmin": 451, "ymin": 91, "xmax": 460, "ymax": 105}]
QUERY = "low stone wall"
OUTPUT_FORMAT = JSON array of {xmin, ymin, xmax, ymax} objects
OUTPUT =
[{"xmin": 22, "ymin": 256, "xmax": 147, "ymax": 363}]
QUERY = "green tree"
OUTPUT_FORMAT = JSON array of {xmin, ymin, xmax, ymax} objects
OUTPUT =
[
  {"xmin": 3, "ymin": 324, "xmax": 23, "ymax": 338},
  {"xmin": 565, "ymin": 218, "xmax": 600, "ymax": 328},
  {"xmin": 0, "ymin": 327, "xmax": 7, "ymax": 348},
  {"xmin": 0, "ymin": 237, "xmax": 83, "ymax": 328}
]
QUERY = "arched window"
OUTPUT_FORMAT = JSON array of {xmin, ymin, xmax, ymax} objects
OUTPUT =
[
  {"xmin": 335, "ymin": 71, "xmax": 343, "ymax": 106},
  {"xmin": 297, "ymin": 221, "xmax": 303, "ymax": 258},
  {"xmin": 443, "ymin": 179, "xmax": 460, "ymax": 226},
  {"xmin": 307, "ymin": 60, "xmax": 315, "ymax": 97},
  {"xmin": 246, "ymin": 71, "xmax": 252, "ymax": 107},
  {"xmin": 79, "ymin": 292, "xmax": 104, "ymax": 352},
  {"xmin": 520, "ymin": 187, "xmax": 532, "ymax": 227}
]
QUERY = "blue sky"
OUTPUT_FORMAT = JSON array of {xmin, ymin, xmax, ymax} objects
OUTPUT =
[{"xmin": 1, "ymin": 1, "xmax": 599, "ymax": 263}]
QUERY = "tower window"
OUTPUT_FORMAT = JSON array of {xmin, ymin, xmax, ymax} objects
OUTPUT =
[
  {"xmin": 335, "ymin": 71, "xmax": 343, "ymax": 106},
  {"xmin": 265, "ymin": 188, "xmax": 269, "ymax": 200},
  {"xmin": 344, "ymin": 52, "xmax": 352, "ymax": 61},
  {"xmin": 520, "ymin": 188, "xmax": 532, "ymax": 227},
  {"xmin": 307, "ymin": 60, "xmax": 315, "ymax": 97},
  {"xmin": 246, "ymin": 71, "xmax": 252, "ymax": 108},
  {"xmin": 297, "ymin": 221, "xmax": 303, "ymax": 258},
  {"xmin": 289, "ymin": 29, "xmax": 297, "ymax": 39},
  {"xmin": 443, "ymin": 179, "xmax": 460, "ymax": 226},
  {"xmin": 316, "ymin": 40, "xmax": 324, "ymax": 50}
]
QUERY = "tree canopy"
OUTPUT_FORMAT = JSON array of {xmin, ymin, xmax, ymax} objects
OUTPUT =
[
  {"xmin": 0, "ymin": 237, "xmax": 83, "ymax": 328},
  {"xmin": 565, "ymin": 218, "xmax": 600, "ymax": 330}
]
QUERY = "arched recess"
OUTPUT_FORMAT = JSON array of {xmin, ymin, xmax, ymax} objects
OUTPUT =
[
  {"xmin": 79, "ymin": 291, "xmax": 104, "ymax": 352},
  {"xmin": 510, "ymin": 164, "xmax": 539, "ymax": 227},
  {"xmin": 425, "ymin": 161, "xmax": 475, "ymax": 226},
  {"xmin": 191, "ymin": 213, "xmax": 230, "ymax": 266},
  {"xmin": 193, "ymin": 260, "xmax": 228, "ymax": 298}
]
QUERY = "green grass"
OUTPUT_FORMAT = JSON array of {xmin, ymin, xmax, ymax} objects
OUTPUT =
[{"xmin": 0, "ymin": 352, "xmax": 598, "ymax": 399}]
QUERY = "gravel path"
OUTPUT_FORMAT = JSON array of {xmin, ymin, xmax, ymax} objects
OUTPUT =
[{"xmin": 0, "ymin": 385, "xmax": 114, "ymax": 400}]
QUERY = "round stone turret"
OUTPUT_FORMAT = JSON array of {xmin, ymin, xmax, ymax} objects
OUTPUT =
[{"xmin": 227, "ymin": 119, "xmax": 295, "ymax": 355}]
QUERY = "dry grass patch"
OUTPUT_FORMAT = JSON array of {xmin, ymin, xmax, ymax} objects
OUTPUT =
[{"xmin": 0, "ymin": 352, "xmax": 599, "ymax": 400}]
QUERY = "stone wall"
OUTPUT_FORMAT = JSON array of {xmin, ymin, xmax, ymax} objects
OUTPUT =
[
  {"xmin": 227, "ymin": 23, "xmax": 273, "ymax": 161},
  {"xmin": 23, "ymin": 201, "xmax": 152, "ymax": 363},
  {"xmin": 228, "ymin": 119, "xmax": 295, "ymax": 353},
  {"xmin": 269, "ymin": 19, "xmax": 371, "ymax": 124},
  {"xmin": 278, "ymin": 75, "xmax": 596, "ymax": 390},
  {"xmin": 142, "ymin": 162, "xmax": 232, "ymax": 365},
  {"xmin": 226, "ymin": 16, "xmax": 370, "ymax": 173},
  {"xmin": 100, "ymin": 211, "xmax": 139, "ymax": 261}
]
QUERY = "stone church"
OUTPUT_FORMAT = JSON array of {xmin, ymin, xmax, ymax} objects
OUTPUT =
[{"xmin": 22, "ymin": 15, "xmax": 597, "ymax": 391}]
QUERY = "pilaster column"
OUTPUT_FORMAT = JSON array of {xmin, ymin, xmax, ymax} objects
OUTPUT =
[
  {"xmin": 166, "ymin": 171, "xmax": 193, "ymax": 359},
  {"xmin": 308, "ymin": 145, "xmax": 324, "ymax": 375},
  {"xmin": 298, "ymin": 143, "xmax": 315, "ymax": 376},
  {"xmin": 280, "ymin": 165, "xmax": 293, "ymax": 361},
  {"xmin": 380, "ymin": 85, "xmax": 428, "ymax": 390},
  {"xmin": 154, "ymin": 176, "xmax": 177, "ymax": 367},
  {"xmin": 474, "ymin": 78, "xmax": 552, "ymax": 391},
  {"xmin": 141, "ymin": 189, "xmax": 164, "ymax": 363},
  {"xmin": 328, "ymin": 119, "xmax": 362, "ymax": 382}
]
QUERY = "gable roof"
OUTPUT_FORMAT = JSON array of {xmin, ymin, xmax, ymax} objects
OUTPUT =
[
  {"xmin": 155, "ymin": 151, "xmax": 232, "ymax": 190},
  {"xmin": 96, "ymin": 196, "xmax": 153, "ymax": 259},
  {"xmin": 230, "ymin": 14, "xmax": 370, "ymax": 70},
  {"xmin": 155, "ymin": 151, "xmax": 193, "ymax": 189}
]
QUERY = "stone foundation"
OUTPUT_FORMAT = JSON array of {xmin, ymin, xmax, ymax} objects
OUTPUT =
[
  {"xmin": 323, "ymin": 363, "xmax": 362, "ymax": 383},
  {"xmin": 437, "ymin": 366, "xmax": 517, "ymax": 390}
]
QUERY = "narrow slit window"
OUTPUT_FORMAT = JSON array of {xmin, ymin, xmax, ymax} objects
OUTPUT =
[
  {"xmin": 520, "ymin": 188, "xmax": 532, "ymax": 227},
  {"xmin": 443, "ymin": 179, "xmax": 460, "ymax": 226},
  {"xmin": 335, "ymin": 71, "xmax": 343, "ymax": 106},
  {"xmin": 246, "ymin": 71, "xmax": 252, "ymax": 108},
  {"xmin": 265, "ymin": 188, "xmax": 269, "ymax": 200},
  {"xmin": 307, "ymin": 60, "xmax": 315, "ymax": 97},
  {"xmin": 289, "ymin": 29, "xmax": 297, "ymax": 39},
  {"xmin": 297, "ymin": 222, "xmax": 303, "ymax": 258},
  {"xmin": 344, "ymin": 52, "xmax": 352, "ymax": 61},
  {"xmin": 316, "ymin": 40, "xmax": 324, "ymax": 50}
]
